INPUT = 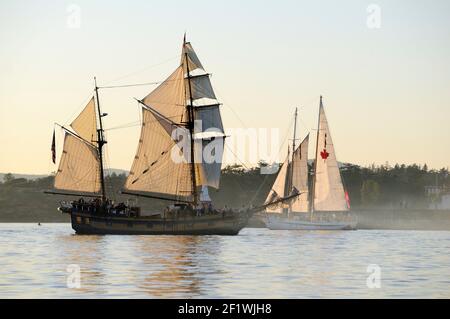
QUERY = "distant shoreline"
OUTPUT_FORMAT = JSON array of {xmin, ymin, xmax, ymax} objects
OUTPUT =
[{"xmin": 3, "ymin": 209, "xmax": 450, "ymax": 231}]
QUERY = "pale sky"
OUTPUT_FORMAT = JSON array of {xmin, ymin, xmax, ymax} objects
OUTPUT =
[{"xmin": 1, "ymin": 0, "xmax": 449, "ymax": 174}]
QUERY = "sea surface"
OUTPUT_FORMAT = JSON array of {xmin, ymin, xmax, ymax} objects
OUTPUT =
[{"xmin": 0, "ymin": 223, "xmax": 449, "ymax": 298}]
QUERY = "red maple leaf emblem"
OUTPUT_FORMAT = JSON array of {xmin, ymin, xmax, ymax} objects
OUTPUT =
[{"xmin": 320, "ymin": 149, "xmax": 329, "ymax": 160}]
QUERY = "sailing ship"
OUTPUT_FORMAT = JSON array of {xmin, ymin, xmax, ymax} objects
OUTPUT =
[
  {"xmin": 263, "ymin": 97, "xmax": 356, "ymax": 230},
  {"xmin": 46, "ymin": 37, "xmax": 251, "ymax": 235}
]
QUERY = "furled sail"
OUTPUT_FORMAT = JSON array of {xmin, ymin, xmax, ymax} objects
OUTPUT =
[
  {"xmin": 290, "ymin": 134, "xmax": 310, "ymax": 213},
  {"xmin": 127, "ymin": 39, "xmax": 225, "ymax": 199},
  {"xmin": 70, "ymin": 97, "xmax": 97, "ymax": 143},
  {"xmin": 313, "ymin": 100, "xmax": 348, "ymax": 211},
  {"xmin": 54, "ymin": 132, "xmax": 101, "ymax": 193}
]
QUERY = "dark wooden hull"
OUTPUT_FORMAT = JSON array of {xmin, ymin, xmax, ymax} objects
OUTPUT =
[{"xmin": 69, "ymin": 211, "xmax": 249, "ymax": 235}]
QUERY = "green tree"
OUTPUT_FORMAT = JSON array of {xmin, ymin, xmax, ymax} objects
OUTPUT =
[
  {"xmin": 3, "ymin": 173, "xmax": 15, "ymax": 183},
  {"xmin": 361, "ymin": 179, "xmax": 380, "ymax": 206}
]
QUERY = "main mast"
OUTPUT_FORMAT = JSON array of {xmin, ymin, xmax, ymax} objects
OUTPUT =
[
  {"xmin": 310, "ymin": 96, "xmax": 322, "ymax": 213},
  {"xmin": 94, "ymin": 77, "xmax": 107, "ymax": 202},
  {"xmin": 183, "ymin": 38, "xmax": 198, "ymax": 205},
  {"xmin": 286, "ymin": 107, "xmax": 298, "ymax": 196}
]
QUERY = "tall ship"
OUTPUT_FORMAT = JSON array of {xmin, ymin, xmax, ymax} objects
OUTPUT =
[
  {"xmin": 263, "ymin": 97, "xmax": 356, "ymax": 230},
  {"xmin": 46, "ymin": 37, "xmax": 251, "ymax": 235}
]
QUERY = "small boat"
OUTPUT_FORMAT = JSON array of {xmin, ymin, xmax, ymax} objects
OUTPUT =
[
  {"xmin": 46, "ymin": 36, "xmax": 251, "ymax": 235},
  {"xmin": 263, "ymin": 97, "xmax": 356, "ymax": 230}
]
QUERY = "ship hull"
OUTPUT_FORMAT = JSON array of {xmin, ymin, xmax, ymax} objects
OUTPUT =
[
  {"xmin": 265, "ymin": 214, "xmax": 356, "ymax": 231},
  {"xmin": 69, "ymin": 211, "xmax": 249, "ymax": 235}
]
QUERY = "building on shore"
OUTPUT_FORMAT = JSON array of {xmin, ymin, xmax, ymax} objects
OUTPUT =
[{"xmin": 425, "ymin": 186, "xmax": 450, "ymax": 210}]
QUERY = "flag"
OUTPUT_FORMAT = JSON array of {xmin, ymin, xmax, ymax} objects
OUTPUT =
[
  {"xmin": 345, "ymin": 190, "xmax": 351, "ymax": 209},
  {"xmin": 51, "ymin": 129, "xmax": 56, "ymax": 164},
  {"xmin": 320, "ymin": 149, "xmax": 329, "ymax": 160}
]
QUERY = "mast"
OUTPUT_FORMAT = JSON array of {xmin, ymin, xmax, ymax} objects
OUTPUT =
[
  {"xmin": 94, "ymin": 77, "xmax": 107, "ymax": 202},
  {"xmin": 310, "ymin": 96, "xmax": 322, "ymax": 213},
  {"xmin": 289, "ymin": 107, "xmax": 298, "ymax": 192},
  {"xmin": 286, "ymin": 107, "xmax": 298, "ymax": 215},
  {"xmin": 183, "ymin": 37, "xmax": 198, "ymax": 205},
  {"xmin": 292, "ymin": 107, "xmax": 298, "ymax": 158}
]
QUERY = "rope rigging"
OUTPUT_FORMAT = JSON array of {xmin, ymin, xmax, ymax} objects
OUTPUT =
[
  {"xmin": 55, "ymin": 47, "xmax": 322, "ymax": 208},
  {"xmin": 248, "ymin": 115, "xmax": 295, "ymax": 205}
]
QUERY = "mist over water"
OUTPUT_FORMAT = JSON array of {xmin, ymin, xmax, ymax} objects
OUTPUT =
[{"xmin": 0, "ymin": 223, "xmax": 449, "ymax": 298}]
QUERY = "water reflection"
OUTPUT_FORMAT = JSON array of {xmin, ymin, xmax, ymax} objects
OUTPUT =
[
  {"xmin": 0, "ymin": 224, "xmax": 449, "ymax": 298},
  {"xmin": 136, "ymin": 236, "xmax": 203, "ymax": 297},
  {"xmin": 54, "ymin": 234, "xmax": 108, "ymax": 296}
]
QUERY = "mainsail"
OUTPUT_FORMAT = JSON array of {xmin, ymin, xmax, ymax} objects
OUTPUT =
[
  {"xmin": 54, "ymin": 98, "xmax": 101, "ymax": 194},
  {"xmin": 141, "ymin": 66, "xmax": 186, "ymax": 125},
  {"xmin": 265, "ymin": 134, "xmax": 309, "ymax": 213},
  {"xmin": 312, "ymin": 97, "xmax": 348, "ymax": 211},
  {"xmin": 290, "ymin": 134, "xmax": 309, "ymax": 212},
  {"xmin": 124, "ymin": 107, "xmax": 200, "ymax": 200},
  {"xmin": 265, "ymin": 155, "xmax": 290, "ymax": 213},
  {"xmin": 124, "ymin": 39, "xmax": 225, "ymax": 202},
  {"xmin": 265, "ymin": 107, "xmax": 310, "ymax": 213}
]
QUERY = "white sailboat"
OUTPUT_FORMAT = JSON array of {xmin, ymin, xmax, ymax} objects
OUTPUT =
[{"xmin": 264, "ymin": 97, "xmax": 356, "ymax": 230}]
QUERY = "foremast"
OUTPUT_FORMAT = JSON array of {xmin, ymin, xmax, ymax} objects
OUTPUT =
[
  {"xmin": 265, "ymin": 107, "xmax": 308, "ymax": 212},
  {"xmin": 285, "ymin": 108, "xmax": 298, "ymax": 214},
  {"xmin": 94, "ymin": 77, "xmax": 107, "ymax": 202},
  {"xmin": 49, "ymin": 82, "xmax": 107, "ymax": 198}
]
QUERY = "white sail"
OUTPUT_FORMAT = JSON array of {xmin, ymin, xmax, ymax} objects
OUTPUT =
[
  {"xmin": 54, "ymin": 132, "xmax": 101, "ymax": 193},
  {"xmin": 185, "ymin": 45, "xmax": 224, "ymax": 189},
  {"xmin": 141, "ymin": 66, "xmax": 186, "ymax": 125},
  {"xmin": 70, "ymin": 97, "xmax": 97, "ymax": 143},
  {"xmin": 186, "ymin": 74, "xmax": 217, "ymax": 101},
  {"xmin": 124, "ymin": 108, "xmax": 205, "ymax": 200},
  {"xmin": 199, "ymin": 185, "xmax": 212, "ymax": 202},
  {"xmin": 181, "ymin": 42, "xmax": 204, "ymax": 73},
  {"xmin": 127, "ymin": 39, "xmax": 225, "ymax": 199},
  {"xmin": 313, "ymin": 100, "xmax": 348, "ymax": 212},
  {"xmin": 265, "ymin": 155, "xmax": 289, "ymax": 213},
  {"xmin": 290, "ymin": 134, "xmax": 309, "ymax": 213},
  {"xmin": 194, "ymin": 103, "xmax": 224, "ymax": 189}
]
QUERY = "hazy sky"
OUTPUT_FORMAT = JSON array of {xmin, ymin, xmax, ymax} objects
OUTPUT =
[{"xmin": 1, "ymin": 0, "xmax": 449, "ymax": 174}]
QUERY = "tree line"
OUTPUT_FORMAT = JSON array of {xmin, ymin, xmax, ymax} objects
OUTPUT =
[{"xmin": 0, "ymin": 162, "xmax": 449, "ymax": 221}]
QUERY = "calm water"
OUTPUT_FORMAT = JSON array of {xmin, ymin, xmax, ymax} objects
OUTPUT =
[{"xmin": 0, "ymin": 223, "xmax": 449, "ymax": 298}]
